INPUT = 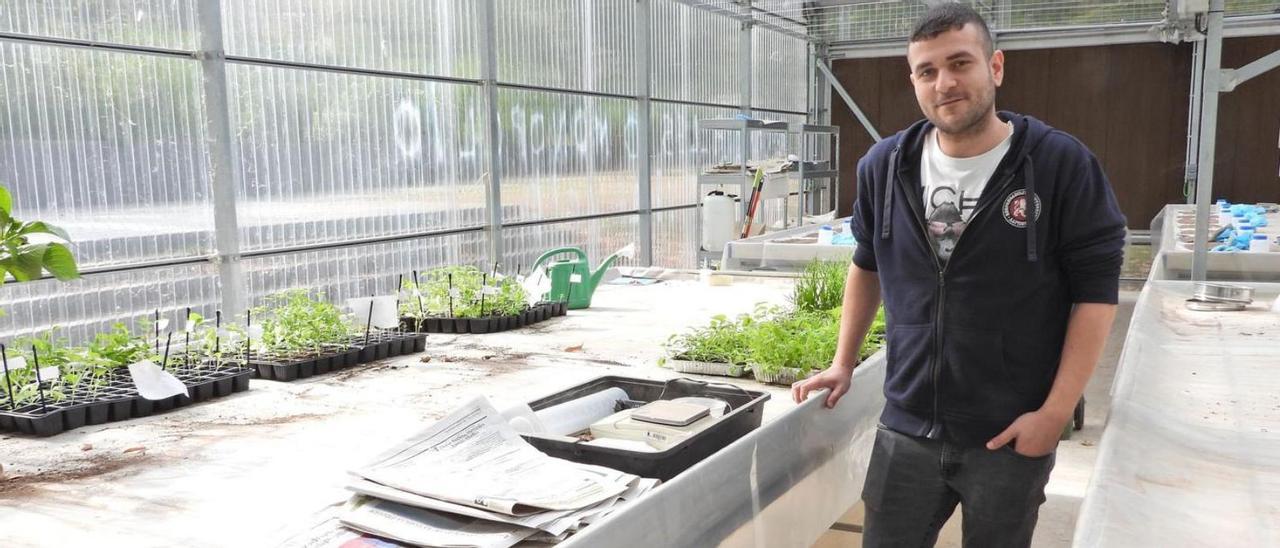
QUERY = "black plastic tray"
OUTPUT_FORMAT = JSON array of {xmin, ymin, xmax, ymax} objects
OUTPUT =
[
  {"xmin": 0, "ymin": 366, "xmax": 254, "ymax": 437},
  {"xmin": 522, "ymin": 376, "xmax": 769, "ymax": 481},
  {"xmin": 401, "ymin": 302, "xmax": 566, "ymax": 334}
]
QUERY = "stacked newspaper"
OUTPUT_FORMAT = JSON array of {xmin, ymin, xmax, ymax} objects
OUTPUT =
[{"xmin": 284, "ymin": 397, "xmax": 658, "ymax": 548}]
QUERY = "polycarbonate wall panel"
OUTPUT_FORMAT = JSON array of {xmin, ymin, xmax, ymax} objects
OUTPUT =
[
  {"xmin": 752, "ymin": 27, "xmax": 807, "ymax": 113},
  {"xmin": 495, "ymin": 0, "xmax": 635, "ymax": 95},
  {"xmin": 0, "ymin": 0, "xmax": 198, "ymax": 50},
  {"xmin": 0, "ymin": 263, "xmax": 219, "ymax": 347},
  {"xmin": 243, "ymin": 232, "xmax": 487, "ymax": 308},
  {"xmin": 651, "ymin": 0, "xmax": 744, "ymax": 106},
  {"xmin": 653, "ymin": 207, "xmax": 697, "ymax": 269},
  {"xmin": 497, "ymin": 89, "xmax": 639, "ymax": 223},
  {"xmin": 0, "ymin": 42, "xmax": 214, "ymax": 269},
  {"xmin": 227, "ymin": 64, "xmax": 488, "ymax": 252},
  {"xmin": 222, "ymin": 0, "xmax": 481, "ymax": 79},
  {"xmin": 1227, "ymin": 0, "xmax": 1280, "ymax": 16},
  {"xmin": 651, "ymin": 102, "xmax": 742, "ymax": 209},
  {"xmin": 501, "ymin": 215, "xmax": 639, "ymax": 275}
]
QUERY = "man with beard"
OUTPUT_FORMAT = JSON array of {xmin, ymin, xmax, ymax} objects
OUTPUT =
[{"xmin": 792, "ymin": 3, "xmax": 1126, "ymax": 547}]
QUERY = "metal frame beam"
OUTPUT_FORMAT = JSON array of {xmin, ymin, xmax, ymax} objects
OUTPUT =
[
  {"xmin": 669, "ymin": 0, "xmax": 809, "ymax": 42},
  {"xmin": 817, "ymin": 58, "xmax": 880, "ymax": 142},
  {"xmin": 1191, "ymin": 5, "xmax": 1280, "ymax": 280},
  {"xmin": 828, "ymin": 16, "xmax": 1280, "ymax": 59},
  {"xmin": 636, "ymin": 0, "xmax": 655, "ymax": 266},
  {"xmin": 196, "ymin": 0, "xmax": 245, "ymax": 316},
  {"xmin": 1219, "ymin": 48, "xmax": 1280, "ymax": 92},
  {"xmin": 1191, "ymin": 0, "xmax": 1226, "ymax": 282},
  {"xmin": 478, "ymin": 0, "xmax": 505, "ymax": 266}
]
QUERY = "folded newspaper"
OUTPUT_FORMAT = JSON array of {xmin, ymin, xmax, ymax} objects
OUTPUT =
[{"xmin": 281, "ymin": 397, "xmax": 658, "ymax": 547}]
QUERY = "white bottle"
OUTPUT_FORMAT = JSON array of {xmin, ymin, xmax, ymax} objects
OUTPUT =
[
  {"xmin": 701, "ymin": 192, "xmax": 737, "ymax": 252},
  {"xmin": 1250, "ymin": 234, "xmax": 1271, "ymax": 253}
]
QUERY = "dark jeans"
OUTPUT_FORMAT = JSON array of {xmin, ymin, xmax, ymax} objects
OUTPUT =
[{"xmin": 861, "ymin": 425, "xmax": 1056, "ymax": 548}]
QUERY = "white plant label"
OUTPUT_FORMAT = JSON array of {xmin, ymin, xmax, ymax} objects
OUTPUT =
[
  {"xmin": 156, "ymin": 318, "xmax": 170, "ymax": 331},
  {"xmin": 569, "ymin": 273, "xmax": 583, "ymax": 283},
  {"xmin": 348, "ymin": 296, "xmax": 399, "ymax": 329},
  {"xmin": 128, "ymin": 360, "xmax": 188, "ymax": 400},
  {"xmin": 184, "ymin": 319, "xmax": 198, "ymax": 333},
  {"xmin": 481, "ymin": 286, "xmax": 500, "ymax": 296},
  {"xmin": 448, "ymin": 287, "xmax": 462, "ymax": 299},
  {"xmin": 247, "ymin": 325, "xmax": 265, "ymax": 341},
  {"xmin": 6, "ymin": 356, "xmax": 28, "ymax": 370},
  {"xmin": 371, "ymin": 296, "xmax": 400, "ymax": 329},
  {"xmin": 411, "ymin": 288, "xmax": 422, "ymax": 297},
  {"xmin": 37, "ymin": 366, "xmax": 60, "ymax": 381}
]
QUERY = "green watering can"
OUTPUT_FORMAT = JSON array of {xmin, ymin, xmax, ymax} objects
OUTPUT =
[{"xmin": 529, "ymin": 246, "xmax": 625, "ymax": 309}]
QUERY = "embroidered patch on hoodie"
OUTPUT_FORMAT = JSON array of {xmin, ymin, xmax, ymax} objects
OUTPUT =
[{"xmin": 1002, "ymin": 189, "xmax": 1041, "ymax": 228}]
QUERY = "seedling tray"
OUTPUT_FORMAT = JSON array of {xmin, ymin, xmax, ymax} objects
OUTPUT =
[
  {"xmin": 0, "ymin": 364, "xmax": 253, "ymax": 437},
  {"xmin": 403, "ymin": 301, "xmax": 566, "ymax": 334},
  {"xmin": 249, "ymin": 332, "xmax": 427, "ymax": 382}
]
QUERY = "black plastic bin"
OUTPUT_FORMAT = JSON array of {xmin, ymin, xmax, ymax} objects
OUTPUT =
[{"xmin": 522, "ymin": 376, "xmax": 769, "ymax": 481}]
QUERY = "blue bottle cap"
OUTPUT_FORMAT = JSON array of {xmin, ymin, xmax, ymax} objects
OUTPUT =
[{"xmin": 1254, "ymin": 234, "xmax": 1268, "ymax": 239}]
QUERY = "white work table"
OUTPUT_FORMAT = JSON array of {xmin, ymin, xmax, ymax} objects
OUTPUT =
[{"xmin": 1074, "ymin": 281, "xmax": 1280, "ymax": 547}]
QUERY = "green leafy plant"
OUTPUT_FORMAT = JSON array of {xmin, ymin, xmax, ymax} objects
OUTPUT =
[
  {"xmin": 0, "ymin": 185, "xmax": 79, "ymax": 284},
  {"xmin": 743, "ymin": 307, "xmax": 842, "ymax": 376},
  {"xmin": 660, "ymin": 312, "xmax": 756, "ymax": 366},
  {"xmin": 401, "ymin": 266, "xmax": 528, "ymax": 319},
  {"xmin": 790, "ymin": 259, "xmax": 847, "ymax": 313},
  {"xmin": 254, "ymin": 289, "xmax": 349, "ymax": 355}
]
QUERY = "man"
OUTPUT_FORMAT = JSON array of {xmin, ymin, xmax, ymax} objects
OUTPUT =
[{"xmin": 792, "ymin": 3, "xmax": 1126, "ymax": 547}]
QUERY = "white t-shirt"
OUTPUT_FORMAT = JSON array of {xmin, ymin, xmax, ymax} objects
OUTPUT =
[{"xmin": 922, "ymin": 122, "xmax": 1014, "ymax": 262}]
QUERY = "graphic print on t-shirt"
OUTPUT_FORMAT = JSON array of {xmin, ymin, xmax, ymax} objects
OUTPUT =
[
  {"xmin": 921, "ymin": 123, "xmax": 1014, "ymax": 263},
  {"xmin": 926, "ymin": 186, "xmax": 979, "ymax": 261}
]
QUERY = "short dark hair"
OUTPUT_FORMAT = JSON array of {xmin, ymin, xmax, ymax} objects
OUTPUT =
[{"xmin": 910, "ymin": 2, "xmax": 994, "ymax": 58}]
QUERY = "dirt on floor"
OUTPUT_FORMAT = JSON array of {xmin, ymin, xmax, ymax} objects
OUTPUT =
[{"xmin": 0, "ymin": 451, "xmax": 156, "ymax": 499}]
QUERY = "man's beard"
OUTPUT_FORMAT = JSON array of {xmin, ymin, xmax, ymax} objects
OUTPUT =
[{"xmin": 929, "ymin": 82, "xmax": 996, "ymax": 137}]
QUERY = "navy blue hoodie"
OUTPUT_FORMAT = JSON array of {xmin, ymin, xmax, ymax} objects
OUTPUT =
[{"xmin": 851, "ymin": 111, "xmax": 1126, "ymax": 446}]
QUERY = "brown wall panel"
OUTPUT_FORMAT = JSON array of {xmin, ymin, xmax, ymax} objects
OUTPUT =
[
  {"xmin": 1216, "ymin": 34, "xmax": 1280, "ymax": 204},
  {"xmin": 831, "ymin": 37, "xmax": 1278, "ymax": 228}
]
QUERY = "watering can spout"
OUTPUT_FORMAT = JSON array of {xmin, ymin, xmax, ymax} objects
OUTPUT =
[
  {"xmin": 587, "ymin": 253, "xmax": 620, "ymax": 292},
  {"xmin": 588, "ymin": 242, "xmax": 634, "ymax": 291}
]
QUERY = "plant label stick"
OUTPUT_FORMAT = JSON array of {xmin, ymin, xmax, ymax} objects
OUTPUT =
[
  {"xmin": 32, "ymin": 346, "xmax": 47, "ymax": 412},
  {"xmin": 1, "ymin": 344, "xmax": 13, "ymax": 410},
  {"xmin": 215, "ymin": 310, "xmax": 222, "ymax": 357},
  {"xmin": 448, "ymin": 273, "xmax": 455, "ymax": 318},
  {"xmin": 396, "ymin": 274, "xmax": 405, "ymax": 334},
  {"xmin": 245, "ymin": 309, "xmax": 252, "ymax": 368},
  {"xmin": 155, "ymin": 309, "xmax": 161, "ymax": 354},
  {"xmin": 411, "ymin": 270, "xmax": 426, "ymax": 318},
  {"xmin": 364, "ymin": 294, "xmax": 375, "ymax": 346},
  {"xmin": 162, "ymin": 333, "xmax": 173, "ymax": 370},
  {"xmin": 184, "ymin": 306, "xmax": 193, "ymax": 365},
  {"xmin": 479, "ymin": 274, "xmax": 488, "ymax": 317}
]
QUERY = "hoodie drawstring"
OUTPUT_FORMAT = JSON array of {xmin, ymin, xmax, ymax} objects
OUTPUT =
[
  {"xmin": 1023, "ymin": 158, "xmax": 1039, "ymax": 262},
  {"xmin": 881, "ymin": 147, "xmax": 898, "ymax": 240}
]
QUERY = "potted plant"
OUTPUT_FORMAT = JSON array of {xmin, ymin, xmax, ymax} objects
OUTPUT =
[{"xmin": 659, "ymin": 313, "xmax": 755, "ymax": 377}]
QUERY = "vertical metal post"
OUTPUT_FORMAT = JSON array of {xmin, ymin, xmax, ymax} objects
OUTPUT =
[
  {"xmin": 1191, "ymin": 0, "xmax": 1225, "ymax": 282},
  {"xmin": 479, "ymin": 0, "xmax": 505, "ymax": 265},
  {"xmin": 636, "ymin": 0, "xmax": 654, "ymax": 266},
  {"xmin": 739, "ymin": 7, "xmax": 753, "ymax": 220},
  {"xmin": 1184, "ymin": 38, "xmax": 1205, "ymax": 205},
  {"xmin": 197, "ymin": 0, "xmax": 245, "ymax": 316}
]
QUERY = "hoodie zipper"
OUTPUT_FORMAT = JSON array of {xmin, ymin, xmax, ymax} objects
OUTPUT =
[{"xmin": 894, "ymin": 154, "xmax": 1019, "ymax": 439}]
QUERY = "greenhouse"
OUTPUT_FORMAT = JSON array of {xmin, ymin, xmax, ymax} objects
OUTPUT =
[{"xmin": 0, "ymin": 1, "xmax": 1277, "ymax": 547}]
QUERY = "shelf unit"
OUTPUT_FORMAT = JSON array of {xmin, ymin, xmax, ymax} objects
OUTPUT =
[{"xmin": 694, "ymin": 118, "xmax": 841, "ymax": 261}]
